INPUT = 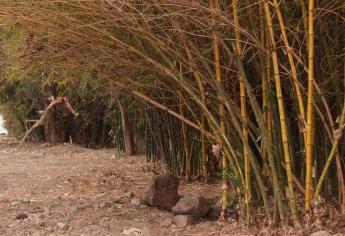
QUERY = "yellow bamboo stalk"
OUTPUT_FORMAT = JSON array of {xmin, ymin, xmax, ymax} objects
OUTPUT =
[
  {"xmin": 260, "ymin": 2, "xmax": 268, "ymax": 127},
  {"xmin": 232, "ymin": 0, "xmax": 250, "ymax": 224},
  {"xmin": 305, "ymin": 0, "xmax": 315, "ymax": 212},
  {"xmin": 181, "ymin": 38, "xmax": 243, "ymax": 185},
  {"xmin": 113, "ymin": 80, "xmax": 213, "ymax": 138},
  {"xmin": 265, "ymin": 23, "xmax": 273, "ymax": 145},
  {"xmin": 318, "ymin": 31, "xmax": 345, "ymax": 211},
  {"xmin": 263, "ymin": 0, "xmax": 299, "ymax": 225},
  {"xmin": 179, "ymin": 62, "xmax": 191, "ymax": 178},
  {"xmin": 314, "ymin": 101, "xmax": 345, "ymax": 202},
  {"xmin": 260, "ymin": 2, "xmax": 270, "ymax": 176},
  {"xmin": 211, "ymin": 0, "xmax": 228, "ymax": 220},
  {"xmin": 272, "ymin": 0, "xmax": 306, "ymax": 147},
  {"xmin": 300, "ymin": 0, "xmax": 309, "ymax": 46},
  {"xmin": 181, "ymin": 41, "xmax": 208, "ymax": 179}
]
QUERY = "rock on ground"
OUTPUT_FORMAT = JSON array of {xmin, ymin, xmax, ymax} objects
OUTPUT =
[
  {"xmin": 56, "ymin": 222, "xmax": 67, "ymax": 230},
  {"xmin": 144, "ymin": 174, "xmax": 179, "ymax": 210},
  {"xmin": 140, "ymin": 226, "xmax": 152, "ymax": 236},
  {"xmin": 310, "ymin": 231, "xmax": 330, "ymax": 236},
  {"xmin": 121, "ymin": 228, "xmax": 141, "ymax": 236},
  {"xmin": 130, "ymin": 197, "xmax": 142, "ymax": 206},
  {"xmin": 172, "ymin": 215, "xmax": 195, "ymax": 227},
  {"xmin": 15, "ymin": 213, "xmax": 28, "ymax": 220},
  {"xmin": 205, "ymin": 202, "xmax": 236, "ymax": 220},
  {"xmin": 205, "ymin": 204, "xmax": 221, "ymax": 220},
  {"xmin": 172, "ymin": 194, "xmax": 210, "ymax": 218}
]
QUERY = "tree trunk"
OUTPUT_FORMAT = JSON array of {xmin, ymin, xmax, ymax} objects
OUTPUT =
[
  {"xmin": 117, "ymin": 98, "xmax": 135, "ymax": 155},
  {"xmin": 44, "ymin": 107, "xmax": 60, "ymax": 144}
]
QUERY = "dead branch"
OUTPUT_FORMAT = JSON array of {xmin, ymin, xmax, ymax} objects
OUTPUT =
[{"xmin": 17, "ymin": 96, "xmax": 78, "ymax": 149}]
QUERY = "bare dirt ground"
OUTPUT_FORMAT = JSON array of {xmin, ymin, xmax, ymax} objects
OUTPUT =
[
  {"xmin": 0, "ymin": 140, "xmax": 240, "ymax": 236},
  {"xmin": 0, "ymin": 139, "xmax": 343, "ymax": 236}
]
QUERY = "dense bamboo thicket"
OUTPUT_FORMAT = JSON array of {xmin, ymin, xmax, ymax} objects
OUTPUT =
[{"xmin": 1, "ymin": 0, "xmax": 345, "ymax": 227}]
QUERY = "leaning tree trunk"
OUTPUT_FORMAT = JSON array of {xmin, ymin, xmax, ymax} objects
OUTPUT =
[{"xmin": 117, "ymin": 98, "xmax": 135, "ymax": 155}]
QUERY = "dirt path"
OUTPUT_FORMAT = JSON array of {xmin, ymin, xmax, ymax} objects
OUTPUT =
[
  {"xmin": 3, "ymin": 141, "xmax": 340, "ymax": 235},
  {"xmin": 0, "ymin": 141, "xmax": 253, "ymax": 236}
]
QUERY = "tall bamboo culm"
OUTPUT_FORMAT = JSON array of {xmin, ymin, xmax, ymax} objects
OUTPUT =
[
  {"xmin": 305, "ymin": 0, "xmax": 315, "ymax": 212},
  {"xmin": 211, "ymin": 0, "xmax": 228, "ymax": 219},
  {"xmin": 263, "ymin": 0, "xmax": 299, "ymax": 225},
  {"xmin": 232, "ymin": 0, "xmax": 250, "ymax": 224}
]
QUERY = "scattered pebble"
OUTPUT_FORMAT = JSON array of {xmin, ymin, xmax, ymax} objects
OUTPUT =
[
  {"xmin": 126, "ymin": 191, "xmax": 134, "ymax": 199},
  {"xmin": 141, "ymin": 226, "xmax": 152, "ymax": 236},
  {"xmin": 100, "ymin": 201, "xmax": 112, "ymax": 208},
  {"xmin": 114, "ymin": 196, "xmax": 125, "ymax": 204},
  {"xmin": 161, "ymin": 218, "xmax": 172, "ymax": 227},
  {"xmin": 310, "ymin": 231, "xmax": 330, "ymax": 236},
  {"xmin": 172, "ymin": 215, "xmax": 195, "ymax": 227},
  {"xmin": 122, "ymin": 228, "xmax": 141, "ymax": 236},
  {"xmin": 15, "ymin": 213, "xmax": 28, "ymax": 220},
  {"xmin": 130, "ymin": 197, "xmax": 142, "ymax": 206},
  {"xmin": 56, "ymin": 222, "xmax": 67, "ymax": 230}
]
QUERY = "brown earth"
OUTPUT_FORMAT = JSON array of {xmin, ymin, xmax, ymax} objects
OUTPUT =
[{"xmin": 0, "ymin": 140, "xmax": 340, "ymax": 235}]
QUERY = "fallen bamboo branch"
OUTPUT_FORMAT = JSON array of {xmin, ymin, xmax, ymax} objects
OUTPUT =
[
  {"xmin": 17, "ymin": 96, "xmax": 78, "ymax": 150},
  {"xmin": 112, "ymin": 80, "xmax": 214, "ymax": 140}
]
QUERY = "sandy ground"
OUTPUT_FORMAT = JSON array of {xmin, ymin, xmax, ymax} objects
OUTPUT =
[
  {"xmin": 0, "ymin": 140, "xmax": 343, "ymax": 236},
  {"xmin": 0, "ymin": 141, "xmax": 246, "ymax": 236}
]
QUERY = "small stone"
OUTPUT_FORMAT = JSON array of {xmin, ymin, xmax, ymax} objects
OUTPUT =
[
  {"xmin": 131, "ymin": 197, "xmax": 142, "ymax": 206},
  {"xmin": 77, "ymin": 203, "xmax": 93, "ymax": 210},
  {"xmin": 310, "ymin": 231, "xmax": 330, "ymax": 236},
  {"xmin": 114, "ymin": 196, "xmax": 125, "ymax": 204},
  {"xmin": 170, "ymin": 230, "xmax": 181, "ymax": 236},
  {"xmin": 37, "ymin": 221, "xmax": 45, "ymax": 227},
  {"xmin": 122, "ymin": 228, "xmax": 141, "ymax": 236},
  {"xmin": 141, "ymin": 226, "xmax": 152, "ymax": 236},
  {"xmin": 8, "ymin": 223, "xmax": 17, "ymax": 228},
  {"xmin": 46, "ymin": 225, "xmax": 53, "ymax": 232},
  {"xmin": 15, "ymin": 213, "xmax": 28, "ymax": 220},
  {"xmin": 145, "ymin": 217, "xmax": 156, "ymax": 224},
  {"xmin": 56, "ymin": 222, "xmax": 67, "ymax": 230},
  {"xmin": 100, "ymin": 201, "xmax": 112, "ymax": 208},
  {"xmin": 172, "ymin": 215, "xmax": 195, "ymax": 227},
  {"xmin": 161, "ymin": 218, "xmax": 172, "ymax": 227},
  {"xmin": 44, "ymin": 207, "xmax": 50, "ymax": 216},
  {"xmin": 125, "ymin": 191, "xmax": 135, "ymax": 199}
]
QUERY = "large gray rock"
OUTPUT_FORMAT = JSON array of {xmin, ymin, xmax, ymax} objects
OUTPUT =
[
  {"xmin": 172, "ymin": 194, "xmax": 210, "ymax": 218},
  {"xmin": 144, "ymin": 174, "xmax": 179, "ymax": 210}
]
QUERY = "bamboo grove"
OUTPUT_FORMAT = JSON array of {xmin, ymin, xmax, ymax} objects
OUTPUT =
[{"xmin": 1, "ymin": 0, "xmax": 345, "ymax": 227}]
